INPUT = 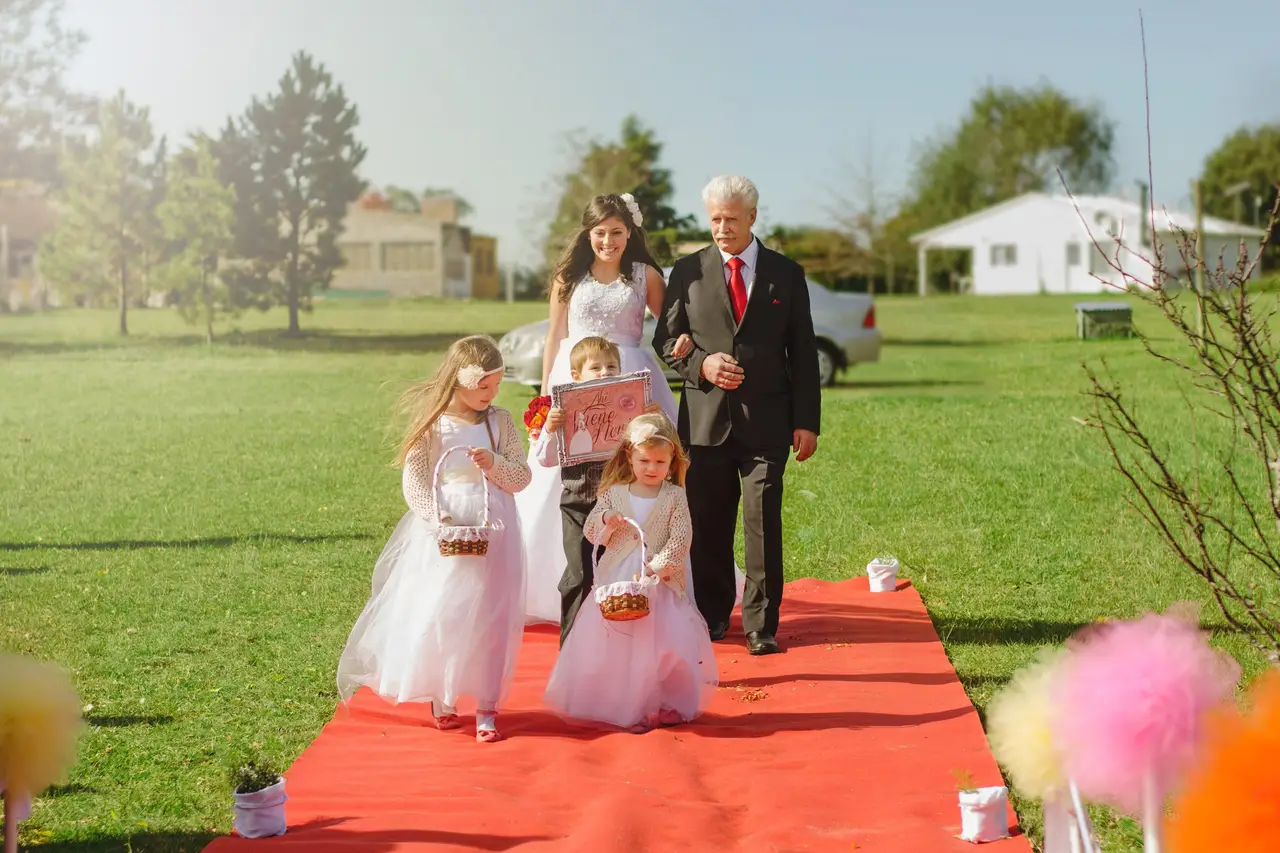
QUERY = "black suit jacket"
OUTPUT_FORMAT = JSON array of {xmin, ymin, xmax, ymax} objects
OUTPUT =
[{"xmin": 654, "ymin": 240, "xmax": 821, "ymax": 449}]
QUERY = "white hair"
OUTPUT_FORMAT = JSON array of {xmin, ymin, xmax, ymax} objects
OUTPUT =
[{"xmin": 702, "ymin": 175, "xmax": 759, "ymax": 210}]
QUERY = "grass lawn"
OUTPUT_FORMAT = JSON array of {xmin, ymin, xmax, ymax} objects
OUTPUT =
[{"xmin": 1, "ymin": 293, "xmax": 1271, "ymax": 852}]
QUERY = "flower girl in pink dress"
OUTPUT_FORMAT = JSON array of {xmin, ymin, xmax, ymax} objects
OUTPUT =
[{"xmin": 543, "ymin": 413, "xmax": 718, "ymax": 731}]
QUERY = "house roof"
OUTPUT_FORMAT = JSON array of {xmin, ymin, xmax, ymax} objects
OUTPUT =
[{"xmin": 910, "ymin": 191, "xmax": 1268, "ymax": 246}]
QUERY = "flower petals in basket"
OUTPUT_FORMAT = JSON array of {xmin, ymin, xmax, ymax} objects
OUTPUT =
[
  {"xmin": 592, "ymin": 516, "xmax": 658, "ymax": 621},
  {"xmin": 433, "ymin": 445, "xmax": 503, "ymax": 557},
  {"xmin": 595, "ymin": 576, "xmax": 659, "ymax": 621}
]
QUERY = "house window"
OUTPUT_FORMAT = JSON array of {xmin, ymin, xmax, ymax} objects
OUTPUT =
[
  {"xmin": 340, "ymin": 242, "xmax": 372, "ymax": 271},
  {"xmin": 990, "ymin": 244, "xmax": 1018, "ymax": 266},
  {"xmin": 446, "ymin": 258, "xmax": 466, "ymax": 280},
  {"xmin": 1066, "ymin": 243, "xmax": 1082, "ymax": 266},
  {"xmin": 381, "ymin": 241, "xmax": 436, "ymax": 271}
]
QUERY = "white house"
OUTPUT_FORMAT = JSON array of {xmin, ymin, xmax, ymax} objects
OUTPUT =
[{"xmin": 910, "ymin": 192, "xmax": 1268, "ymax": 296}]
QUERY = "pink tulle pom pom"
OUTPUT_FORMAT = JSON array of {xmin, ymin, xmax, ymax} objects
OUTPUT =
[{"xmin": 1052, "ymin": 610, "xmax": 1240, "ymax": 815}]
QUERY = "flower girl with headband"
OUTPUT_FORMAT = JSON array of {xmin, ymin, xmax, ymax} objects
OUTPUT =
[
  {"xmin": 337, "ymin": 335, "xmax": 531, "ymax": 743},
  {"xmin": 543, "ymin": 412, "xmax": 717, "ymax": 731}
]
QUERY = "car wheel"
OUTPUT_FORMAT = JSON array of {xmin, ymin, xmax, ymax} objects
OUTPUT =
[{"xmin": 817, "ymin": 343, "xmax": 838, "ymax": 388}]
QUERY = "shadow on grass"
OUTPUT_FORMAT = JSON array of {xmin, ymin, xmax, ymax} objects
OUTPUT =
[
  {"xmin": 934, "ymin": 616, "xmax": 1091, "ymax": 646},
  {"xmin": 223, "ymin": 329, "xmax": 465, "ymax": 355},
  {"xmin": 0, "ymin": 329, "xmax": 474, "ymax": 358},
  {"xmin": 0, "ymin": 533, "xmax": 374, "ymax": 552},
  {"xmin": 14, "ymin": 831, "xmax": 216, "ymax": 853},
  {"xmin": 882, "ymin": 337, "xmax": 1017, "ymax": 348},
  {"xmin": 85, "ymin": 714, "xmax": 175, "ymax": 728},
  {"xmin": 836, "ymin": 378, "xmax": 981, "ymax": 390},
  {"xmin": 43, "ymin": 783, "xmax": 97, "ymax": 798},
  {"xmin": 0, "ymin": 565, "xmax": 51, "ymax": 575}
]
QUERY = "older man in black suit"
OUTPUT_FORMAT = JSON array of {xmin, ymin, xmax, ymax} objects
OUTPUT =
[{"xmin": 653, "ymin": 175, "xmax": 822, "ymax": 656}]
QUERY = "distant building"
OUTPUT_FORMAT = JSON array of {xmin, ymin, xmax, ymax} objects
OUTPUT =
[
  {"xmin": 910, "ymin": 192, "xmax": 1268, "ymax": 296},
  {"xmin": 334, "ymin": 193, "xmax": 499, "ymax": 299},
  {"xmin": 0, "ymin": 181, "xmax": 59, "ymax": 311}
]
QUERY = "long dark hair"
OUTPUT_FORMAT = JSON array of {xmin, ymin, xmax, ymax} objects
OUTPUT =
[{"xmin": 549, "ymin": 194, "xmax": 661, "ymax": 303}]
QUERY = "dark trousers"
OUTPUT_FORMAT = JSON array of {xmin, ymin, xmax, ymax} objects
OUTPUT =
[
  {"xmin": 686, "ymin": 437, "xmax": 789, "ymax": 636},
  {"xmin": 556, "ymin": 461, "xmax": 603, "ymax": 647}
]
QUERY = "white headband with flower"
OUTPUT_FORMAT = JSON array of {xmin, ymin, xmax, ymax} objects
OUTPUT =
[
  {"xmin": 628, "ymin": 419, "xmax": 670, "ymax": 446},
  {"xmin": 619, "ymin": 193, "xmax": 644, "ymax": 228},
  {"xmin": 457, "ymin": 364, "xmax": 504, "ymax": 389}
]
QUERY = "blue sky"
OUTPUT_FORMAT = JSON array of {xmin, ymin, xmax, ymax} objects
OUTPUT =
[{"xmin": 64, "ymin": 0, "xmax": 1280, "ymax": 264}]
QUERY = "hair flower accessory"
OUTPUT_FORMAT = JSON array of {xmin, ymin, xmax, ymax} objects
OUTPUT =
[
  {"xmin": 627, "ymin": 419, "xmax": 669, "ymax": 446},
  {"xmin": 457, "ymin": 363, "xmax": 502, "ymax": 389},
  {"xmin": 619, "ymin": 193, "xmax": 643, "ymax": 228}
]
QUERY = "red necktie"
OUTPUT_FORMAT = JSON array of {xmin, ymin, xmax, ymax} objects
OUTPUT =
[{"xmin": 727, "ymin": 256, "xmax": 747, "ymax": 323}]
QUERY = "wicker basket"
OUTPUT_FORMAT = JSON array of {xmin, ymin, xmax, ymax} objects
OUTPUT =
[
  {"xmin": 593, "ymin": 516, "xmax": 658, "ymax": 622},
  {"xmin": 433, "ymin": 445, "xmax": 503, "ymax": 557}
]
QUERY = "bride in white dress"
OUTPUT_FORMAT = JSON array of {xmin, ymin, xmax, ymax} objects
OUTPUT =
[{"xmin": 517, "ymin": 193, "xmax": 742, "ymax": 627}]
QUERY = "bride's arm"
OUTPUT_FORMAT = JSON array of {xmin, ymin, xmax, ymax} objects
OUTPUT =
[
  {"xmin": 541, "ymin": 278, "xmax": 570, "ymax": 396},
  {"xmin": 644, "ymin": 265, "xmax": 666, "ymax": 319}
]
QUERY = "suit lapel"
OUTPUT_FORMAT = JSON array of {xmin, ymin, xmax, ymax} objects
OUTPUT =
[
  {"xmin": 737, "ymin": 242, "xmax": 772, "ymax": 330},
  {"xmin": 700, "ymin": 245, "xmax": 734, "ymax": 327}
]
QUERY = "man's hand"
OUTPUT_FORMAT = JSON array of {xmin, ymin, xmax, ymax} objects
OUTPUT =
[
  {"xmin": 468, "ymin": 447, "xmax": 495, "ymax": 470},
  {"xmin": 545, "ymin": 407, "xmax": 565, "ymax": 434},
  {"xmin": 701, "ymin": 352, "xmax": 744, "ymax": 391},
  {"xmin": 671, "ymin": 333, "xmax": 694, "ymax": 359},
  {"xmin": 793, "ymin": 429, "xmax": 818, "ymax": 463}
]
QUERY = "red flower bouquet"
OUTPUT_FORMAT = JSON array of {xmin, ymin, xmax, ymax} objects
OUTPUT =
[{"xmin": 523, "ymin": 395, "xmax": 552, "ymax": 440}]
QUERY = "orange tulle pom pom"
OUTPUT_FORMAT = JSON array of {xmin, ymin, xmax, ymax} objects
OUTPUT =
[{"xmin": 1166, "ymin": 669, "xmax": 1280, "ymax": 853}]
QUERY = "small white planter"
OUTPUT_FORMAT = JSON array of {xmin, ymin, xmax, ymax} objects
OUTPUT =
[
  {"xmin": 958, "ymin": 786, "xmax": 1009, "ymax": 843},
  {"xmin": 233, "ymin": 777, "xmax": 288, "ymax": 839},
  {"xmin": 866, "ymin": 557, "xmax": 899, "ymax": 592}
]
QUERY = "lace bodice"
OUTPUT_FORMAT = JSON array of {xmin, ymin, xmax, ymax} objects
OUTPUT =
[
  {"xmin": 567, "ymin": 261, "xmax": 648, "ymax": 348},
  {"xmin": 402, "ymin": 408, "xmax": 531, "ymax": 523},
  {"xmin": 585, "ymin": 483, "xmax": 692, "ymax": 596}
]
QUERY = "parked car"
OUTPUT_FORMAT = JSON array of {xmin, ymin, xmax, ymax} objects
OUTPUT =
[{"xmin": 498, "ymin": 272, "xmax": 880, "ymax": 390}]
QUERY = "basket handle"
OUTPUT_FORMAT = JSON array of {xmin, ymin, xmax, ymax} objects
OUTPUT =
[
  {"xmin": 431, "ymin": 444, "xmax": 491, "ymax": 528},
  {"xmin": 590, "ymin": 514, "xmax": 652, "ymax": 580}
]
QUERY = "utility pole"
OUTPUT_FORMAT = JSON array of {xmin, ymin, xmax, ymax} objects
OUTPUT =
[
  {"xmin": 1224, "ymin": 180, "xmax": 1251, "ymax": 225},
  {"xmin": 1193, "ymin": 180, "xmax": 1207, "ymax": 343},
  {"xmin": 505, "ymin": 265, "xmax": 514, "ymax": 304}
]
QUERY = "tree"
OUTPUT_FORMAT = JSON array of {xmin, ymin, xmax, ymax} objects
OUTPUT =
[
  {"xmin": 763, "ymin": 225, "xmax": 868, "ymax": 289},
  {"xmin": 0, "ymin": 0, "xmax": 94, "ymax": 183},
  {"xmin": 155, "ymin": 136, "xmax": 237, "ymax": 343},
  {"xmin": 215, "ymin": 51, "xmax": 367, "ymax": 335},
  {"xmin": 543, "ymin": 115, "xmax": 692, "ymax": 266},
  {"xmin": 39, "ymin": 91, "xmax": 160, "ymax": 334},
  {"xmin": 898, "ymin": 83, "xmax": 1116, "ymax": 291},
  {"xmin": 828, "ymin": 135, "xmax": 908, "ymax": 292},
  {"xmin": 1200, "ymin": 124, "xmax": 1280, "ymax": 269},
  {"xmin": 907, "ymin": 84, "xmax": 1115, "ymax": 226},
  {"xmin": 383, "ymin": 185, "xmax": 473, "ymax": 219}
]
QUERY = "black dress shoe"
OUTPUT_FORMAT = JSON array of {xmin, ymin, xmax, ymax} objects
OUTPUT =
[
  {"xmin": 708, "ymin": 621, "xmax": 730, "ymax": 642},
  {"xmin": 746, "ymin": 632, "xmax": 780, "ymax": 656}
]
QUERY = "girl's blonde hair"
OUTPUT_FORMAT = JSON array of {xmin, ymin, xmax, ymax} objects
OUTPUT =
[
  {"xmin": 598, "ymin": 412, "xmax": 688, "ymax": 492},
  {"xmin": 395, "ymin": 335, "xmax": 503, "ymax": 466}
]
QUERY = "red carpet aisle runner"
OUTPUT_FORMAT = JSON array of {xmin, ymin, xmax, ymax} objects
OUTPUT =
[{"xmin": 205, "ymin": 579, "xmax": 1031, "ymax": 852}]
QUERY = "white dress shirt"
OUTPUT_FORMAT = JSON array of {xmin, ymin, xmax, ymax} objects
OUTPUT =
[{"xmin": 718, "ymin": 235, "xmax": 759, "ymax": 298}]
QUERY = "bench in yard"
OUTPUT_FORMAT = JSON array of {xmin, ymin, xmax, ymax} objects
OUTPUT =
[{"xmin": 1075, "ymin": 301, "xmax": 1134, "ymax": 340}]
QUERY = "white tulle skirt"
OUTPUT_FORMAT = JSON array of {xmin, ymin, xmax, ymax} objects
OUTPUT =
[
  {"xmin": 543, "ymin": 561, "xmax": 718, "ymax": 729},
  {"xmin": 516, "ymin": 342, "xmax": 744, "ymax": 625},
  {"xmin": 336, "ymin": 483, "xmax": 526, "ymax": 711}
]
